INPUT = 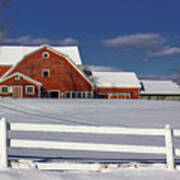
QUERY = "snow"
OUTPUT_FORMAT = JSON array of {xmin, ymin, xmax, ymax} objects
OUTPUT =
[
  {"xmin": 140, "ymin": 80, "xmax": 180, "ymax": 95},
  {"xmin": 0, "ymin": 45, "xmax": 82, "ymax": 65},
  {"xmin": 92, "ymin": 72, "xmax": 141, "ymax": 88},
  {"xmin": 0, "ymin": 99, "xmax": 179, "ymax": 160},
  {"xmin": 0, "ymin": 168, "xmax": 180, "ymax": 180},
  {"xmin": 0, "ymin": 99, "xmax": 180, "ymax": 179}
]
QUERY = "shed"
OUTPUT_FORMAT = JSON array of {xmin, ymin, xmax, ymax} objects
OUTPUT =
[
  {"xmin": 140, "ymin": 80, "xmax": 180, "ymax": 100},
  {"xmin": 92, "ymin": 72, "xmax": 141, "ymax": 99}
]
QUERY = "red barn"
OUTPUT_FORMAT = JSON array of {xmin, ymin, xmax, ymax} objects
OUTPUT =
[
  {"xmin": 0, "ymin": 45, "xmax": 94, "ymax": 98},
  {"xmin": 0, "ymin": 45, "xmax": 140, "ymax": 99}
]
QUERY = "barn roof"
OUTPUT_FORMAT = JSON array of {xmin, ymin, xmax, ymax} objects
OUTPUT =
[
  {"xmin": 140, "ymin": 80, "xmax": 180, "ymax": 95},
  {"xmin": 92, "ymin": 72, "xmax": 141, "ymax": 88},
  {"xmin": 0, "ymin": 45, "xmax": 82, "ymax": 65}
]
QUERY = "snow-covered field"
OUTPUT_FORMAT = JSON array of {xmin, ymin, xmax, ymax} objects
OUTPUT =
[
  {"xmin": 1, "ymin": 168, "xmax": 180, "ymax": 180},
  {"xmin": 0, "ymin": 98, "xmax": 180, "ymax": 179}
]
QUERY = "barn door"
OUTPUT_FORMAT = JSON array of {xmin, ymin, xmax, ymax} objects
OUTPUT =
[{"xmin": 12, "ymin": 86, "xmax": 23, "ymax": 98}]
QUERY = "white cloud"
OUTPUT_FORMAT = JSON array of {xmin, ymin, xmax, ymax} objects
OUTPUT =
[
  {"xmin": 103, "ymin": 33, "xmax": 165, "ymax": 50},
  {"xmin": 148, "ymin": 47, "xmax": 180, "ymax": 57},
  {"xmin": 87, "ymin": 65, "xmax": 123, "ymax": 72},
  {"xmin": 5, "ymin": 36, "xmax": 51, "ymax": 45},
  {"xmin": 138, "ymin": 74, "xmax": 180, "ymax": 84},
  {"xmin": 103, "ymin": 33, "xmax": 180, "ymax": 58},
  {"xmin": 4, "ymin": 36, "xmax": 79, "ymax": 46},
  {"xmin": 57, "ymin": 38, "xmax": 79, "ymax": 46}
]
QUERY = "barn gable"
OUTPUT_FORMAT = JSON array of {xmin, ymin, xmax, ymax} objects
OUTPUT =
[
  {"xmin": 0, "ymin": 72, "xmax": 42, "ymax": 98},
  {"xmin": 0, "ymin": 72, "xmax": 42, "ymax": 86}
]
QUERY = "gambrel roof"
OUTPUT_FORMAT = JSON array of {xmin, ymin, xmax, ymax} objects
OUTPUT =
[
  {"xmin": 0, "ymin": 45, "xmax": 82, "ymax": 65},
  {"xmin": 0, "ymin": 45, "xmax": 94, "ymax": 88}
]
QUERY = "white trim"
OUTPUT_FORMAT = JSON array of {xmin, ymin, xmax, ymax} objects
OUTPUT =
[
  {"xmin": 42, "ymin": 51, "xmax": 50, "ymax": 59},
  {"xmin": 42, "ymin": 69, "xmax": 50, "ymax": 77},
  {"xmin": 0, "ymin": 86, "xmax": 9, "ymax": 94},
  {"xmin": 1, "ymin": 45, "xmax": 94, "ymax": 88},
  {"xmin": 38, "ymin": 86, "xmax": 41, "ymax": 98},
  {"xmin": 15, "ymin": 75, "xmax": 20, "ymax": 81},
  {"xmin": 25, "ymin": 85, "xmax": 35, "ymax": 95},
  {"xmin": 65, "ymin": 91, "xmax": 93, "ymax": 98},
  {"xmin": 0, "ymin": 72, "xmax": 42, "ymax": 86}
]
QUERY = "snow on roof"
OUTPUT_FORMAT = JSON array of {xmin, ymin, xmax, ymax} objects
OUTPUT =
[
  {"xmin": 140, "ymin": 80, "xmax": 180, "ymax": 94},
  {"xmin": 92, "ymin": 71, "xmax": 141, "ymax": 88},
  {"xmin": 0, "ymin": 45, "xmax": 82, "ymax": 65}
]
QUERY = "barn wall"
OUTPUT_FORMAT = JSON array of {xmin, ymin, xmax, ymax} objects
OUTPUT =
[
  {"xmin": 140, "ymin": 94, "xmax": 180, "ymax": 100},
  {"xmin": 95, "ymin": 88, "xmax": 140, "ymax": 99}
]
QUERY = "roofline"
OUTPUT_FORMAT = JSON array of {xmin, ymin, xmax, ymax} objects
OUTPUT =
[
  {"xmin": 140, "ymin": 93, "xmax": 180, "ymax": 95},
  {"xmin": 0, "ymin": 44, "xmax": 79, "ymax": 48},
  {"xmin": 0, "ymin": 65, "xmax": 12, "ymax": 66},
  {"xmin": 92, "ymin": 71, "xmax": 137, "ymax": 74},
  {"xmin": 0, "ymin": 72, "xmax": 42, "ymax": 86},
  {"xmin": 1, "ymin": 45, "xmax": 93, "ymax": 87},
  {"xmin": 95, "ymin": 86, "xmax": 141, "ymax": 89}
]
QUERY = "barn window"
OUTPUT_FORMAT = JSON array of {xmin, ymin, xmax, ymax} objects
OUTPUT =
[
  {"xmin": 77, "ymin": 92, "xmax": 81, "ymax": 98},
  {"xmin": 15, "ymin": 75, "xmax": 20, "ymax": 80},
  {"xmin": 65, "ymin": 91, "xmax": 93, "ymax": 98},
  {"xmin": 82, "ymin": 92, "xmax": 86, "ymax": 98},
  {"xmin": 1, "ymin": 86, "xmax": 9, "ymax": 94},
  {"xmin": 42, "ymin": 52, "xmax": 50, "ymax": 59},
  {"xmin": 42, "ymin": 69, "xmax": 50, "ymax": 77},
  {"xmin": 66, "ymin": 92, "xmax": 71, "ymax": 98},
  {"xmin": 26, "ymin": 86, "xmax": 35, "ymax": 95},
  {"xmin": 87, "ymin": 92, "xmax": 93, "ymax": 98},
  {"xmin": 72, "ymin": 92, "xmax": 76, "ymax": 98}
]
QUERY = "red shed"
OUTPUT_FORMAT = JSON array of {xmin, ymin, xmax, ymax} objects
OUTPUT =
[{"xmin": 92, "ymin": 72, "xmax": 140, "ymax": 99}]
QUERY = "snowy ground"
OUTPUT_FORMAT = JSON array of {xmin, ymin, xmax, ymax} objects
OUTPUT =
[
  {"xmin": 0, "ymin": 98, "xmax": 180, "ymax": 179},
  {"xmin": 0, "ymin": 168, "xmax": 180, "ymax": 180}
]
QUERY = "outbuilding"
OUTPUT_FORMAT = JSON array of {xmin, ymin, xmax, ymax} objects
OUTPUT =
[
  {"xmin": 92, "ymin": 72, "xmax": 141, "ymax": 99},
  {"xmin": 140, "ymin": 80, "xmax": 180, "ymax": 100}
]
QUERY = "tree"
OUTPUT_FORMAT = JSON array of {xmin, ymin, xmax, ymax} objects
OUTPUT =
[
  {"xmin": 0, "ymin": 0, "xmax": 12, "ymax": 43},
  {"xmin": 172, "ymin": 65, "xmax": 180, "ymax": 85}
]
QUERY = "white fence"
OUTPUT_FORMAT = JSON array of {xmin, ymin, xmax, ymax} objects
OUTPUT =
[{"xmin": 0, "ymin": 117, "xmax": 180, "ymax": 171}]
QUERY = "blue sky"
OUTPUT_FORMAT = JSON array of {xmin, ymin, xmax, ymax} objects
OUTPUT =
[{"xmin": 3, "ymin": 0, "xmax": 180, "ymax": 79}]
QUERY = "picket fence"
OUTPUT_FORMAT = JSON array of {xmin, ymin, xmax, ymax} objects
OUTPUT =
[{"xmin": 0, "ymin": 117, "xmax": 180, "ymax": 171}]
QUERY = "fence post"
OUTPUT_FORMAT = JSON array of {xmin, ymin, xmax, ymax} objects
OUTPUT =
[
  {"xmin": 165, "ymin": 124, "xmax": 174, "ymax": 169},
  {"xmin": 0, "ymin": 117, "xmax": 8, "ymax": 168}
]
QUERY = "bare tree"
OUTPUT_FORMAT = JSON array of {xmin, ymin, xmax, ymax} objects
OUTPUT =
[
  {"xmin": 172, "ymin": 65, "xmax": 180, "ymax": 85},
  {"xmin": 0, "ymin": 0, "xmax": 12, "ymax": 43}
]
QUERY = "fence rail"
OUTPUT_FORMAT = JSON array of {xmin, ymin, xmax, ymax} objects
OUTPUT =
[
  {"xmin": 0, "ymin": 117, "xmax": 180, "ymax": 170},
  {"xmin": 10, "ymin": 122, "xmax": 165, "ymax": 136}
]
